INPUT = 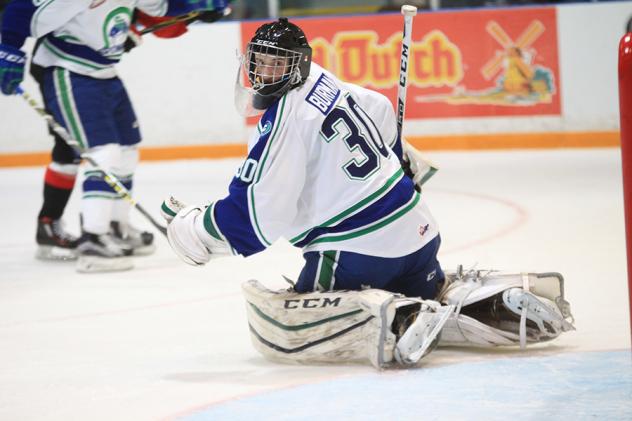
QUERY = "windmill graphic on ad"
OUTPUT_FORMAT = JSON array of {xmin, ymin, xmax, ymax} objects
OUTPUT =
[{"xmin": 419, "ymin": 19, "xmax": 556, "ymax": 107}]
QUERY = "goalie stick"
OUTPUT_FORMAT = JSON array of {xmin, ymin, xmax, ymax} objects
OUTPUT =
[
  {"xmin": 397, "ymin": 5, "xmax": 417, "ymax": 138},
  {"xmin": 138, "ymin": 7, "xmax": 232, "ymax": 35},
  {"xmin": 16, "ymin": 86, "xmax": 168, "ymax": 237},
  {"xmin": 396, "ymin": 5, "xmax": 438, "ymax": 187}
]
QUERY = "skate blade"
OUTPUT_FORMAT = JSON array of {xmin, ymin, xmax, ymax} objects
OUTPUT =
[
  {"xmin": 76, "ymin": 255, "xmax": 134, "ymax": 273},
  {"xmin": 131, "ymin": 243, "xmax": 156, "ymax": 257},
  {"xmin": 36, "ymin": 245, "xmax": 78, "ymax": 261}
]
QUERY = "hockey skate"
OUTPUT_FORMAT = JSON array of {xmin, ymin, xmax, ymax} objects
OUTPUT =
[
  {"xmin": 393, "ymin": 300, "xmax": 454, "ymax": 366},
  {"xmin": 500, "ymin": 287, "xmax": 575, "ymax": 346},
  {"xmin": 437, "ymin": 267, "xmax": 575, "ymax": 348},
  {"xmin": 35, "ymin": 217, "xmax": 79, "ymax": 261},
  {"xmin": 76, "ymin": 232, "xmax": 134, "ymax": 273},
  {"xmin": 110, "ymin": 221, "xmax": 156, "ymax": 256}
]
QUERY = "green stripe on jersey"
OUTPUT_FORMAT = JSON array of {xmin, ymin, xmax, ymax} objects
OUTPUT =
[
  {"xmin": 248, "ymin": 95, "xmax": 288, "ymax": 246},
  {"xmin": 307, "ymin": 191, "xmax": 421, "ymax": 246},
  {"xmin": 202, "ymin": 203, "xmax": 222, "ymax": 241},
  {"xmin": 290, "ymin": 168, "xmax": 404, "ymax": 244}
]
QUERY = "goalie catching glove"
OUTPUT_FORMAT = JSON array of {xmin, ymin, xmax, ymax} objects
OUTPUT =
[{"xmin": 160, "ymin": 196, "xmax": 232, "ymax": 266}]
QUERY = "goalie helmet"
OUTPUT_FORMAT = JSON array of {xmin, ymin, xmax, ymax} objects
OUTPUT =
[{"xmin": 243, "ymin": 17, "xmax": 312, "ymax": 110}]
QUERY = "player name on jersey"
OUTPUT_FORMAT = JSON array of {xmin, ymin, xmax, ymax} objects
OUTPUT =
[{"xmin": 306, "ymin": 73, "xmax": 340, "ymax": 115}]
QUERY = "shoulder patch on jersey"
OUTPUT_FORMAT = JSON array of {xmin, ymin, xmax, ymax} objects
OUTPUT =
[
  {"xmin": 306, "ymin": 73, "xmax": 340, "ymax": 115},
  {"xmin": 258, "ymin": 120, "xmax": 272, "ymax": 136}
]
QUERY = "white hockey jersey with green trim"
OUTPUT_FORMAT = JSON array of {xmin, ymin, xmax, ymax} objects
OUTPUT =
[
  {"xmin": 29, "ymin": 0, "xmax": 168, "ymax": 78},
  {"xmin": 208, "ymin": 63, "xmax": 439, "ymax": 258}
]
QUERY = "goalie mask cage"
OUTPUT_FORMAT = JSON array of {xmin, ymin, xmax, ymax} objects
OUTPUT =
[{"xmin": 619, "ymin": 30, "xmax": 632, "ymax": 346}]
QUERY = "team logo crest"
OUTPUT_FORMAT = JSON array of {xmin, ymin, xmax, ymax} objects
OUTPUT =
[
  {"xmin": 99, "ymin": 7, "xmax": 132, "ymax": 59},
  {"xmin": 258, "ymin": 121, "xmax": 272, "ymax": 136}
]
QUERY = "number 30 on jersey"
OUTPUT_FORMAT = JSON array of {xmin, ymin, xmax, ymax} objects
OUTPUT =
[{"xmin": 320, "ymin": 95, "xmax": 389, "ymax": 180}]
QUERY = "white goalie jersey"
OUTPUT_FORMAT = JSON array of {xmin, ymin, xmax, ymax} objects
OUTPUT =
[{"xmin": 207, "ymin": 63, "xmax": 439, "ymax": 258}]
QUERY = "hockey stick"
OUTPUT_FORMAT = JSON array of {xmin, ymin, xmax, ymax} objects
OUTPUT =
[
  {"xmin": 138, "ymin": 7, "xmax": 231, "ymax": 35},
  {"xmin": 396, "ymin": 5, "xmax": 417, "ymax": 138},
  {"xmin": 396, "ymin": 5, "xmax": 438, "ymax": 187},
  {"xmin": 15, "ymin": 86, "xmax": 168, "ymax": 237},
  {"xmin": 139, "ymin": 11, "xmax": 200, "ymax": 35}
]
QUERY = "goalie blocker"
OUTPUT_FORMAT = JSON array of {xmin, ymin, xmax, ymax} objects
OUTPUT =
[{"xmin": 243, "ymin": 268, "xmax": 575, "ymax": 369}]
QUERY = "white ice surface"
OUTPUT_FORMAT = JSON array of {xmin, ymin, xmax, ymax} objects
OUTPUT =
[{"xmin": 0, "ymin": 149, "xmax": 629, "ymax": 420}]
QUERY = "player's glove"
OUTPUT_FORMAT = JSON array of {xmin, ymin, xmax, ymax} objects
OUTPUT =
[
  {"xmin": 161, "ymin": 196, "xmax": 231, "ymax": 266},
  {"xmin": 167, "ymin": 0, "xmax": 229, "ymax": 16},
  {"xmin": 0, "ymin": 43, "xmax": 26, "ymax": 95},
  {"xmin": 401, "ymin": 141, "xmax": 438, "ymax": 193}
]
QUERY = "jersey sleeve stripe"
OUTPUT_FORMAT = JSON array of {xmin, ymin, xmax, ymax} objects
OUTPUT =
[
  {"xmin": 202, "ymin": 203, "xmax": 223, "ymax": 241},
  {"xmin": 248, "ymin": 96, "xmax": 289, "ymax": 246},
  {"xmin": 290, "ymin": 168, "xmax": 404, "ymax": 244},
  {"xmin": 253, "ymin": 95, "xmax": 288, "ymax": 184},
  {"xmin": 248, "ymin": 185, "xmax": 272, "ymax": 246}
]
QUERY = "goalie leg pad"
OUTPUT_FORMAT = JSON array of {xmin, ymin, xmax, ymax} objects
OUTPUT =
[
  {"xmin": 437, "ymin": 267, "xmax": 575, "ymax": 348},
  {"xmin": 243, "ymin": 280, "xmax": 459, "ymax": 368},
  {"xmin": 242, "ymin": 279, "xmax": 399, "ymax": 369}
]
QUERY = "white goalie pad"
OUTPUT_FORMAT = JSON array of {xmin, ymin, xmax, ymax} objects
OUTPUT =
[
  {"xmin": 242, "ymin": 280, "xmax": 398, "ymax": 369},
  {"xmin": 437, "ymin": 267, "xmax": 575, "ymax": 349},
  {"xmin": 242, "ymin": 280, "xmax": 451, "ymax": 369}
]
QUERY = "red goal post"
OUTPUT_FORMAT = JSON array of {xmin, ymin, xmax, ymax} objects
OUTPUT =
[{"xmin": 619, "ymin": 31, "xmax": 632, "ymax": 345}]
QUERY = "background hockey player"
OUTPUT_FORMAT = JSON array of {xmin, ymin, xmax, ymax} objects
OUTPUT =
[
  {"xmin": 26, "ymin": 8, "xmax": 227, "ymax": 262},
  {"xmin": 0, "ymin": 0, "xmax": 229, "ymax": 272},
  {"xmin": 161, "ymin": 18, "xmax": 575, "ymax": 368}
]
